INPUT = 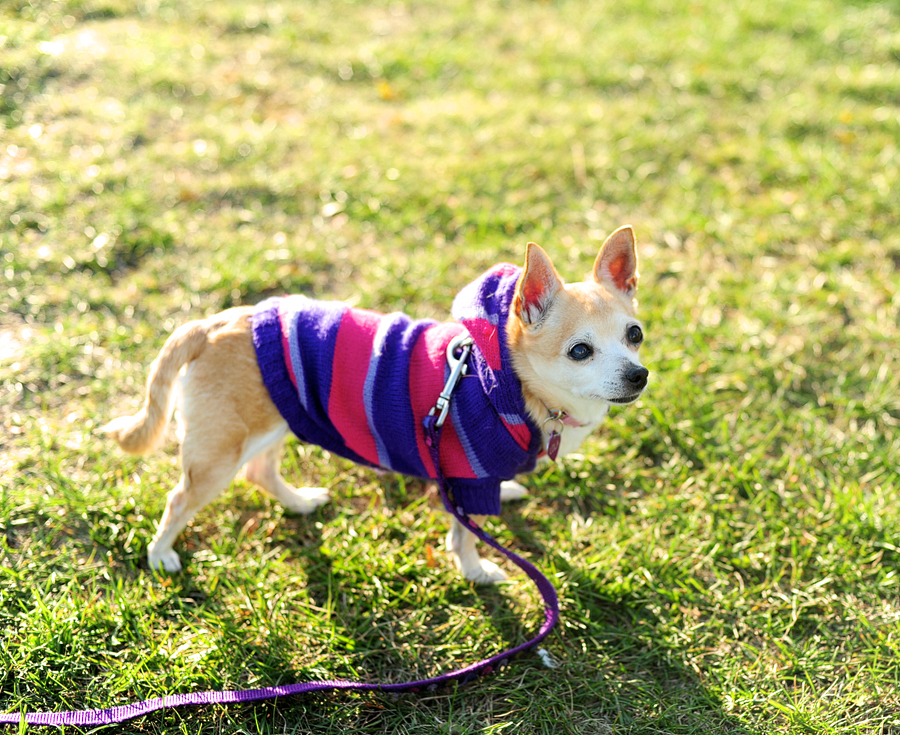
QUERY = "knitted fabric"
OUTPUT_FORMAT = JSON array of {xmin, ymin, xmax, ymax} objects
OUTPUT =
[{"xmin": 251, "ymin": 264, "xmax": 541, "ymax": 516}]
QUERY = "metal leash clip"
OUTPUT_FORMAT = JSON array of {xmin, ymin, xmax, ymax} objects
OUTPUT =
[{"xmin": 429, "ymin": 333, "xmax": 474, "ymax": 428}]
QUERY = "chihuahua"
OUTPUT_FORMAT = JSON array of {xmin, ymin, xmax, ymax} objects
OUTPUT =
[{"xmin": 104, "ymin": 226, "xmax": 648, "ymax": 583}]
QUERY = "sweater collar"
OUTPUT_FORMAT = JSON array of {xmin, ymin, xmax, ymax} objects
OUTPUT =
[{"xmin": 451, "ymin": 264, "xmax": 541, "ymax": 453}]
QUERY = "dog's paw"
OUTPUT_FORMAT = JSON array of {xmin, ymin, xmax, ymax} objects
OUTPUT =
[
  {"xmin": 282, "ymin": 486, "xmax": 330, "ymax": 514},
  {"xmin": 463, "ymin": 558, "xmax": 508, "ymax": 584},
  {"xmin": 500, "ymin": 480, "xmax": 528, "ymax": 501},
  {"xmin": 148, "ymin": 546, "xmax": 182, "ymax": 572}
]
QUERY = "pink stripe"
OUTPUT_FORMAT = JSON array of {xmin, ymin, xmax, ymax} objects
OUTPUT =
[
  {"xmin": 462, "ymin": 317, "xmax": 502, "ymax": 371},
  {"xmin": 328, "ymin": 308, "xmax": 382, "ymax": 465},
  {"xmin": 278, "ymin": 304, "xmax": 299, "ymax": 391},
  {"xmin": 409, "ymin": 323, "xmax": 476, "ymax": 479},
  {"xmin": 501, "ymin": 416, "xmax": 532, "ymax": 451}
]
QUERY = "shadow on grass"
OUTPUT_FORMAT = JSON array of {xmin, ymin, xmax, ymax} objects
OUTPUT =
[
  {"xmin": 487, "ymin": 498, "xmax": 764, "ymax": 734},
  {"xmin": 549, "ymin": 564, "xmax": 759, "ymax": 734},
  {"xmin": 253, "ymin": 483, "xmax": 764, "ymax": 734},
  {"xmin": 297, "ymin": 538, "xmax": 535, "ymax": 685},
  {"xmin": 4, "ymin": 469, "xmax": 762, "ymax": 733}
]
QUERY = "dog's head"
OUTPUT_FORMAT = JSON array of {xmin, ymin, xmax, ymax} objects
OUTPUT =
[{"xmin": 507, "ymin": 226, "xmax": 648, "ymax": 423}]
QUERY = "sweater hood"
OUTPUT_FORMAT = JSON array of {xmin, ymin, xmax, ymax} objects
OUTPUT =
[{"xmin": 451, "ymin": 264, "xmax": 541, "ymax": 455}]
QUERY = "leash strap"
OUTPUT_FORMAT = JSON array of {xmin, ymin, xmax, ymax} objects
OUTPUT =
[{"xmin": 1, "ymin": 367, "xmax": 559, "ymax": 728}]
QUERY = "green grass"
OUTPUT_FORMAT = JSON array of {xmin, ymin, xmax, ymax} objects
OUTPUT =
[{"xmin": 2, "ymin": 0, "xmax": 900, "ymax": 731}]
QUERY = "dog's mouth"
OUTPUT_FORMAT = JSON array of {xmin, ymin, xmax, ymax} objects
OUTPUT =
[{"xmin": 607, "ymin": 393, "xmax": 642, "ymax": 405}]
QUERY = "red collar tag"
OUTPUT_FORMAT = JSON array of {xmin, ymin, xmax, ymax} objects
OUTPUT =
[
  {"xmin": 547, "ymin": 430, "xmax": 562, "ymax": 461},
  {"xmin": 542, "ymin": 409, "xmax": 568, "ymax": 462}
]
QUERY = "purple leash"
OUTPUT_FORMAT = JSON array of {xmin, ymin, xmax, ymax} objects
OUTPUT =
[{"xmin": 1, "ymin": 346, "xmax": 560, "ymax": 727}]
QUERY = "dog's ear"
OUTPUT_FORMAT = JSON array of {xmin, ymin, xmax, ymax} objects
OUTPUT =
[
  {"xmin": 593, "ymin": 225, "xmax": 638, "ymax": 297},
  {"xmin": 514, "ymin": 242, "xmax": 563, "ymax": 325}
]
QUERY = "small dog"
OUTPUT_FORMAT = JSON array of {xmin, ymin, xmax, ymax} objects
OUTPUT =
[{"xmin": 104, "ymin": 226, "xmax": 648, "ymax": 583}]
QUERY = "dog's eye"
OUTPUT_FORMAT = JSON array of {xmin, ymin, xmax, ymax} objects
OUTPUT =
[
  {"xmin": 568, "ymin": 343, "xmax": 593, "ymax": 361},
  {"xmin": 627, "ymin": 325, "xmax": 643, "ymax": 345}
]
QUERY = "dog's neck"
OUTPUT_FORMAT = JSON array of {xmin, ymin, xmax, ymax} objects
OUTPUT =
[
  {"xmin": 521, "ymin": 388, "xmax": 610, "ymax": 430},
  {"xmin": 537, "ymin": 403, "xmax": 590, "ymax": 428},
  {"xmin": 519, "ymin": 387, "xmax": 610, "ymax": 459}
]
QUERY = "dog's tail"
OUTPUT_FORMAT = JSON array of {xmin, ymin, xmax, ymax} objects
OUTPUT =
[{"xmin": 101, "ymin": 319, "xmax": 211, "ymax": 454}]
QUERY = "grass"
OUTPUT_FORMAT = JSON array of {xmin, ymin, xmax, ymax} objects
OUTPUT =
[{"xmin": 2, "ymin": 0, "xmax": 900, "ymax": 731}]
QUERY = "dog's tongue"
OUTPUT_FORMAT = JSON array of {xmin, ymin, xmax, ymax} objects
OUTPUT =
[{"xmin": 451, "ymin": 264, "xmax": 539, "ymax": 451}]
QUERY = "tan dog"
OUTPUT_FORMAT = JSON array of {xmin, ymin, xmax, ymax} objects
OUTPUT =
[{"xmin": 104, "ymin": 226, "xmax": 647, "ymax": 583}]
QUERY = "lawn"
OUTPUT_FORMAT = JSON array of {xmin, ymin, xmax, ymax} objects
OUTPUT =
[{"xmin": 2, "ymin": 0, "xmax": 900, "ymax": 732}]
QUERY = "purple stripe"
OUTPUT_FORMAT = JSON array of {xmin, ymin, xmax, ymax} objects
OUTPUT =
[
  {"xmin": 448, "ymin": 387, "xmax": 488, "ymax": 478},
  {"xmin": 368, "ymin": 316, "xmax": 434, "ymax": 478},
  {"xmin": 363, "ymin": 313, "xmax": 403, "ymax": 468},
  {"xmin": 290, "ymin": 298, "xmax": 347, "ymax": 419},
  {"xmin": 283, "ymin": 295, "xmax": 310, "ymax": 411}
]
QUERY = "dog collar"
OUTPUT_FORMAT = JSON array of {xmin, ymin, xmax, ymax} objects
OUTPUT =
[
  {"xmin": 540, "ymin": 408, "xmax": 580, "ymax": 461},
  {"xmin": 538, "ymin": 401, "xmax": 588, "ymax": 428}
]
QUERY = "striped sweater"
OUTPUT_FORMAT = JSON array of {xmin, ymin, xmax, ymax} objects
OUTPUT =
[{"xmin": 251, "ymin": 264, "xmax": 542, "ymax": 516}]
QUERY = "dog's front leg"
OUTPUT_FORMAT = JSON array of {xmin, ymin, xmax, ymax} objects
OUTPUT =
[
  {"xmin": 499, "ymin": 479, "xmax": 528, "ymax": 501},
  {"xmin": 447, "ymin": 515, "xmax": 507, "ymax": 584}
]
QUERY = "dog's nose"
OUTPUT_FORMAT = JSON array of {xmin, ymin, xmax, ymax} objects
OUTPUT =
[{"xmin": 625, "ymin": 366, "xmax": 649, "ymax": 390}]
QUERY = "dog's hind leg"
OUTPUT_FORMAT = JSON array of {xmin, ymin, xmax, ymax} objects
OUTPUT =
[
  {"xmin": 148, "ymin": 424, "xmax": 247, "ymax": 572},
  {"xmin": 244, "ymin": 434, "xmax": 331, "ymax": 514},
  {"xmin": 447, "ymin": 515, "xmax": 507, "ymax": 584}
]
